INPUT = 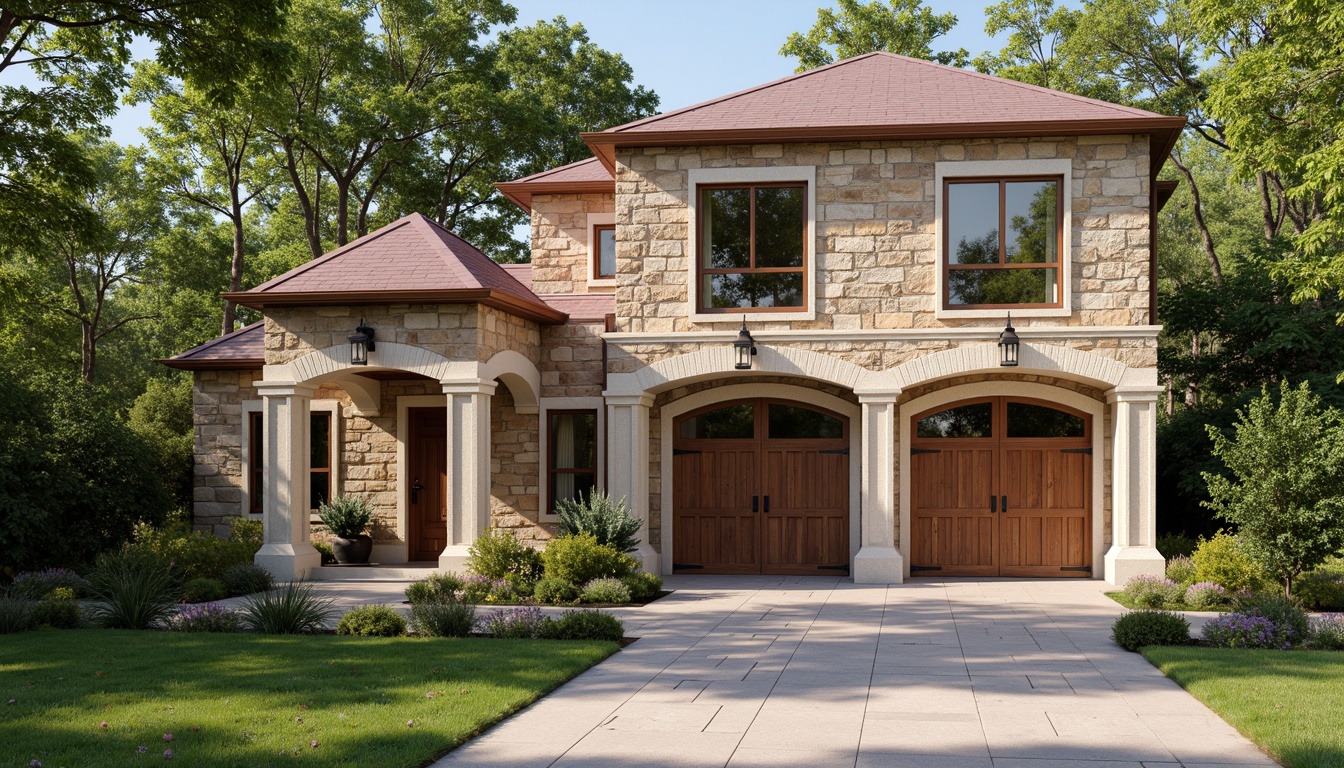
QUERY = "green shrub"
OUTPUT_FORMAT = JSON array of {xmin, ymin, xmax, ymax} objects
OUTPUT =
[
  {"xmin": 555, "ymin": 491, "xmax": 643, "ymax": 553},
  {"xmin": 622, "ymin": 571, "xmax": 663, "ymax": 601},
  {"xmin": 1156, "ymin": 532, "xmax": 1198, "ymax": 559},
  {"xmin": 1165, "ymin": 556, "xmax": 1197, "ymax": 588},
  {"xmin": 336, "ymin": 605, "xmax": 407, "ymax": 637},
  {"xmin": 504, "ymin": 572, "xmax": 535, "ymax": 597},
  {"xmin": 466, "ymin": 529, "xmax": 543, "ymax": 584},
  {"xmin": 1192, "ymin": 532, "xmax": 1271, "ymax": 593},
  {"xmin": 581, "ymin": 577, "xmax": 631, "ymax": 604},
  {"xmin": 533, "ymin": 577, "xmax": 580, "ymax": 605},
  {"xmin": 168, "ymin": 603, "xmax": 241, "ymax": 633},
  {"xmin": 1295, "ymin": 570, "xmax": 1344, "ymax": 611},
  {"xmin": 221, "ymin": 563, "xmax": 273, "ymax": 596},
  {"xmin": 405, "ymin": 572, "xmax": 464, "ymax": 604},
  {"xmin": 1111, "ymin": 610, "xmax": 1190, "ymax": 651},
  {"xmin": 30, "ymin": 598, "xmax": 82, "ymax": 629},
  {"xmin": 409, "ymin": 600, "xmax": 475, "ymax": 637},
  {"xmin": 479, "ymin": 606, "xmax": 546, "ymax": 638},
  {"xmin": 240, "ymin": 582, "xmax": 335, "ymax": 634},
  {"xmin": 541, "ymin": 533, "xmax": 636, "ymax": 585},
  {"xmin": 1232, "ymin": 592, "xmax": 1311, "ymax": 643},
  {"xmin": 123, "ymin": 519, "xmax": 259, "ymax": 583},
  {"xmin": 0, "ymin": 596, "xmax": 33, "ymax": 633},
  {"xmin": 44, "ymin": 587, "xmax": 77, "ymax": 601},
  {"xmin": 1307, "ymin": 615, "xmax": 1344, "ymax": 650},
  {"xmin": 317, "ymin": 496, "xmax": 374, "ymax": 538},
  {"xmin": 1202, "ymin": 612, "xmax": 1295, "ymax": 649},
  {"xmin": 10, "ymin": 568, "xmax": 91, "ymax": 599},
  {"xmin": 181, "ymin": 577, "xmax": 228, "ymax": 603},
  {"xmin": 539, "ymin": 609, "xmax": 624, "ymax": 642},
  {"xmin": 461, "ymin": 575, "xmax": 516, "ymax": 604},
  {"xmin": 1123, "ymin": 575, "xmax": 1182, "ymax": 609},
  {"xmin": 1185, "ymin": 582, "xmax": 1229, "ymax": 610},
  {"xmin": 87, "ymin": 552, "xmax": 180, "ymax": 630}
]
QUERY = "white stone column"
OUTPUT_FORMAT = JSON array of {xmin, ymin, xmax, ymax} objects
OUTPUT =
[
  {"xmin": 437, "ymin": 380, "xmax": 496, "ymax": 571},
  {"xmin": 1104, "ymin": 386, "xmax": 1166, "ymax": 585},
  {"xmin": 854, "ymin": 394, "xmax": 904, "ymax": 583},
  {"xmin": 605, "ymin": 393, "xmax": 659, "ymax": 574},
  {"xmin": 254, "ymin": 382, "xmax": 321, "ymax": 580}
]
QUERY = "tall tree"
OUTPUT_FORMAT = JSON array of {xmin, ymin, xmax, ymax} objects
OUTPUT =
[
  {"xmin": 780, "ymin": 0, "xmax": 967, "ymax": 72},
  {"xmin": 972, "ymin": 0, "xmax": 1129, "ymax": 102}
]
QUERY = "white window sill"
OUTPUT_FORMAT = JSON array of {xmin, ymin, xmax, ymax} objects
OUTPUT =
[
  {"xmin": 935, "ymin": 306, "xmax": 1072, "ymax": 320},
  {"xmin": 691, "ymin": 310, "xmax": 816, "ymax": 324}
]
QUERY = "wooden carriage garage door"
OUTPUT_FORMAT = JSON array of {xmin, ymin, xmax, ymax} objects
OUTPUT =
[
  {"xmin": 672, "ymin": 399, "xmax": 849, "ymax": 575},
  {"xmin": 911, "ymin": 397, "xmax": 1091, "ymax": 577}
]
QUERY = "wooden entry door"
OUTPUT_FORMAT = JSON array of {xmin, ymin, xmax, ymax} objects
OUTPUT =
[
  {"xmin": 408, "ymin": 407, "xmax": 447, "ymax": 562},
  {"xmin": 672, "ymin": 399, "xmax": 849, "ymax": 575},
  {"xmin": 910, "ymin": 397, "xmax": 1091, "ymax": 577}
]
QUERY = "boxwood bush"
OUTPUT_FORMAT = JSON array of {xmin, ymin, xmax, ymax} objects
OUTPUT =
[
  {"xmin": 1111, "ymin": 610, "xmax": 1190, "ymax": 651},
  {"xmin": 466, "ymin": 529, "xmax": 543, "ymax": 585},
  {"xmin": 336, "ymin": 605, "xmax": 406, "ymax": 637},
  {"xmin": 622, "ymin": 571, "xmax": 663, "ymax": 601},
  {"xmin": 534, "ymin": 577, "xmax": 580, "ymax": 605},
  {"xmin": 541, "ymin": 533, "xmax": 636, "ymax": 585},
  {"xmin": 539, "ymin": 609, "xmax": 624, "ymax": 642},
  {"xmin": 409, "ymin": 600, "xmax": 475, "ymax": 637}
]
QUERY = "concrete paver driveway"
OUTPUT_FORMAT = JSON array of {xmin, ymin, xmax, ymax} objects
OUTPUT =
[{"xmin": 431, "ymin": 577, "xmax": 1277, "ymax": 768}]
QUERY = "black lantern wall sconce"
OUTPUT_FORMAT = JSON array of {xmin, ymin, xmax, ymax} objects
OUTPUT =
[
  {"xmin": 348, "ymin": 318, "xmax": 376, "ymax": 366},
  {"xmin": 998, "ymin": 314, "xmax": 1020, "ymax": 367},
  {"xmin": 734, "ymin": 320, "xmax": 757, "ymax": 370}
]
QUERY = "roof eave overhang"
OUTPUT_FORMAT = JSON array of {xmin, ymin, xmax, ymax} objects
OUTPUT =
[
  {"xmin": 1154, "ymin": 179, "xmax": 1180, "ymax": 212},
  {"xmin": 494, "ymin": 180, "xmax": 616, "ymax": 213},
  {"xmin": 582, "ymin": 117, "xmax": 1189, "ymax": 174},
  {"xmin": 221, "ymin": 288, "xmax": 569, "ymax": 325},
  {"xmin": 157, "ymin": 357, "xmax": 264, "ymax": 371}
]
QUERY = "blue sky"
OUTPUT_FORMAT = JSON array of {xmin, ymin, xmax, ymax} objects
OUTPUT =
[{"xmin": 92, "ymin": 1, "xmax": 1011, "ymax": 145}]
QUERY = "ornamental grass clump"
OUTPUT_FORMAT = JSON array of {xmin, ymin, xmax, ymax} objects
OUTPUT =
[
  {"xmin": 1184, "ymin": 582, "xmax": 1228, "ymax": 610},
  {"xmin": 240, "ymin": 581, "xmax": 335, "ymax": 634},
  {"xmin": 1123, "ymin": 574, "xmax": 1183, "ymax": 609},
  {"xmin": 168, "ymin": 603, "xmax": 241, "ymax": 633},
  {"xmin": 87, "ymin": 552, "xmax": 179, "ymax": 630},
  {"xmin": 1201, "ymin": 613, "xmax": 1293, "ymax": 649},
  {"xmin": 336, "ymin": 605, "xmax": 406, "ymax": 637},
  {"xmin": 580, "ymin": 577, "xmax": 631, "ymax": 605},
  {"xmin": 479, "ymin": 606, "xmax": 547, "ymax": 639},
  {"xmin": 408, "ymin": 600, "xmax": 475, "ymax": 637},
  {"xmin": 10, "ymin": 568, "xmax": 91, "ymax": 599},
  {"xmin": 1111, "ymin": 610, "xmax": 1190, "ymax": 651},
  {"xmin": 0, "ymin": 596, "xmax": 34, "ymax": 634},
  {"xmin": 555, "ymin": 491, "xmax": 643, "ymax": 553}
]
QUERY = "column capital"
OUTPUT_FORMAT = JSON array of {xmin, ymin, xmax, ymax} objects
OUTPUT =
[
  {"xmin": 256, "ymin": 381, "xmax": 318, "ymax": 398},
  {"xmin": 1106, "ymin": 385, "xmax": 1164, "ymax": 404},
  {"xmin": 441, "ymin": 378, "xmax": 497, "ymax": 396},
  {"xmin": 604, "ymin": 392, "xmax": 655, "ymax": 408},
  {"xmin": 858, "ymin": 392, "xmax": 901, "ymax": 405}
]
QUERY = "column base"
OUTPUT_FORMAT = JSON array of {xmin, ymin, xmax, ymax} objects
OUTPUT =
[
  {"xmin": 632, "ymin": 543, "xmax": 660, "ymax": 576},
  {"xmin": 255, "ymin": 543, "xmax": 322, "ymax": 581},
  {"xmin": 1104, "ymin": 545, "xmax": 1165, "ymax": 586},
  {"xmin": 853, "ymin": 546, "xmax": 905, "ymax": 584},
  {"xmin": 438, "ymin": 545, "xmax": 472, "ymax": 572}
]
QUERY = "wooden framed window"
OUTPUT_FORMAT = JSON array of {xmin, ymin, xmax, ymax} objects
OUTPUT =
[
  {"xmin": 592, "ymin": 224, "xmax": 615, "ymax": 280},
  {"xmin": 698, "ymin": 183, "xmax": 806, "ymax": 313},
  {"xmin": 548, "ymin": 410, "xmax": 597, "ymax": 513},
  {"xmin": 247, "ymin": 412, "xmax": 264, "ymax": 515},
  {"xmin": 944, "ymin": 176, "xmax": 1063, "ymax": 309},
  {"xmin": 309, "ymin": 411, "xmax": 332, "ymax": 511}
]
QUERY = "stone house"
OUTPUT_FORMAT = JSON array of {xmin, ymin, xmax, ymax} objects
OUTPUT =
[{"xmin": 165, "ymin": 53, "xmax": 1184, "ymax": 585}]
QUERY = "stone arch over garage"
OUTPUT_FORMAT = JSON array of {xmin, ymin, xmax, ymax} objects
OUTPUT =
[{"xmin": 606, "ymin": 344, "xmax": 882, "ymax": 396}]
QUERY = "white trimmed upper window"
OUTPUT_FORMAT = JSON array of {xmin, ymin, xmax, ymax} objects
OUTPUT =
[
  {"xmin": 586, "ymin": 212, "xmax": 616, "ymax": 289},
  {"xmin": 935, "ymin": 159, "xmax": 1073, "ymax": 319},
  {"xmin": 688, "ymin": 166, "xmax": 817, "ymax": 323}
]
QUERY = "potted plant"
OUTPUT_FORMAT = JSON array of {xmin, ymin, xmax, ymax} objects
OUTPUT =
[{"xmin": 318, "ymin": 495, "xmax": 375, "ymax": 565}]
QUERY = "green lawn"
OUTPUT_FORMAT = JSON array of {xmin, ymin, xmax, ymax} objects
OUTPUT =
[
  {"xmin": 1, "ymin": 629, "xmax": 617, "ymax": 768},
  {"xmin": 1143, "ymin": 647, "xmax": 1344, "ymax": 768}
]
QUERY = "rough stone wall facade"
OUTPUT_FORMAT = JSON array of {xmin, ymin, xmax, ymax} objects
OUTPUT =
[
  {"xmin": 541, "ymin": 321, "xmax": 605, "ymax": 398},
  {"xmin": 192, "ymin": 369, "xmax": 260, "ymax": 535},
  {"xmin": 529, "ymin": 192, "xmax": 616, "ymax": 294},
  {"xmin": 490, "ymin": 385, "xmax": 551, "ymax": 541},
  {"xmin": 612, "ymin": 136, "xmax": 1150, "ymax": 332}
]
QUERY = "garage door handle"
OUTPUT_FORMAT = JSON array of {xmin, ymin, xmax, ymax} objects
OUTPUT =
[
  {"xmin": 1001, "ymin": 495, "xmax": 1008, "ymax": 514},
  {"xmin": 990, "ymin": 495, "xmax": 997, "ymax": 513},
  {"xmin": 764, "ymin": 495, "xmax": 770, "ymax": 513},
  {"xmin": 752, "ymin": 495, "xmax": 759, "ymax": 513}
]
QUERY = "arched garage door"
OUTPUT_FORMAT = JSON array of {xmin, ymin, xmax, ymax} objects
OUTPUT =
[
  {"xmin": 672, "ymin": 399, "xmax": 850, "ymax": 575},
  {"xmin": 910, "ymin": 397, "xmax": 1092, "ymax": 577}
]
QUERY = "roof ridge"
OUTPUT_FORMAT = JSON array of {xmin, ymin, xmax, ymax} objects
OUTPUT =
[
  {"xmin": 252, "ymin": 215, "xmax": 419, "ymax": 292},
  {"xmin": 177, "ymin": 321, "xmax": 262, "ymax": 358},
  {"xmin": 406, "ymin": 213, "xmax": 484, "ymax": 290},
  {"xmin": 863, "ymin": 51, "xmax": 1162, "ymax": 118},
  {"xmin": 607, "ymin": 52, "xmax": 888, "ymax": 134}
]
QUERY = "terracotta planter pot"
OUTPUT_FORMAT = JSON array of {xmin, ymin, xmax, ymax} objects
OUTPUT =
[{"xmin": 330, "ymin": 534, "xmax": 373, "ymax": 564}]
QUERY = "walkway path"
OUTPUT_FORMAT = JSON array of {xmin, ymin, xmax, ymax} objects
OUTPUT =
[{"xmin": 425, "ymin": 576, "xmax": 1276, "ymax": 768}]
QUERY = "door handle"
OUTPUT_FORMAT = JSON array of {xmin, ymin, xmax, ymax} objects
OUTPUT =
[
  {"xmin": 990, "ymin": 495, "xmax": 997, "ymax": 514},
  {"xmin": 752, "ymin": 495, "xmax": 759, "ymax": 513},
  {"xmin": 763, "ymin": 495, "xmax": 770, "ymax": 514},
  {"xmin": 1001, "ymin": 495, "xmax": 1008, "ymax": 514},
  {"xmin": 412, "ymin": 478, "xmax": 423, "ymax": 504}
]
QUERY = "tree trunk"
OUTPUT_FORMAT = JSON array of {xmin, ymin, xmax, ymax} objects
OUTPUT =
[
  {"xmin": 282, "ymin": 139, "xmax": 324, "ymax": 261},
  {"xmin": 81, "ymin": 320, "xmax": 96, "ymax": 383},
  {"xmin": 222, "ymin": 195, "xmax": 245, "ymax": 335},
  {"xmin": 335, "ymin": 176, "xmax": 351, "ymax": 246},
  {"xmin": 1169, "ymin": 154, "xmax": 1222, "ymax": 283},
  {"xmin": 1185, "ymin": 334, "xmax": 1200, "ymax": 408}
]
